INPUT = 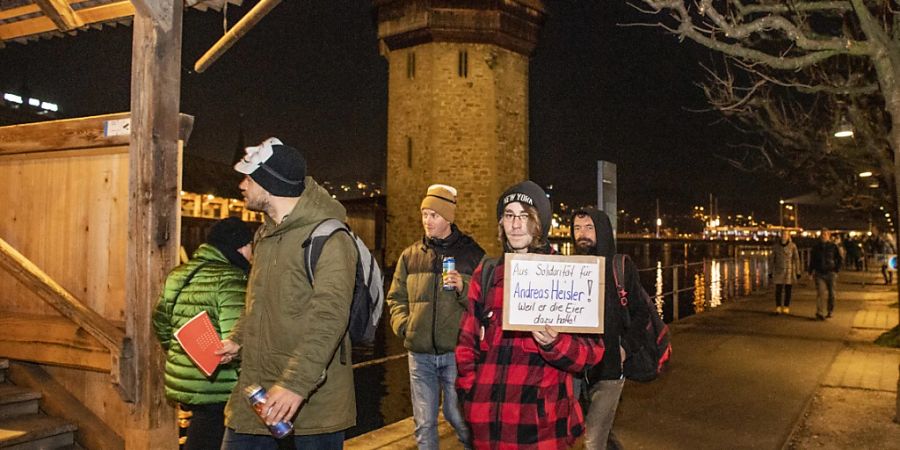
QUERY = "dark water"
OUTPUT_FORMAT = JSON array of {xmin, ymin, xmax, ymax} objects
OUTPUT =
[{"xmin": 346, "ymin": 240, "xmax": 775, "ymax": 438}]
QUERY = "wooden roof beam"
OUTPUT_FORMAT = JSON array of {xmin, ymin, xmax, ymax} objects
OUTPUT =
[
  {"xmin": 130, "ymin": 0, "xmax": 173, "ymax": 29},
  {"xmin": 0, "ymin": 1, "xmax": 135, "ymax": 42},
  {"xmin": 34, "ymin": 0, "xmax": 84, "ymax": 31}
]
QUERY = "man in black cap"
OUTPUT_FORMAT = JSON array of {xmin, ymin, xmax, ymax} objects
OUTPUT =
[
  {"xmin": 217, "ymin": 137, "xmax": 358, "ymax": 449},
  {"xmin": 153, "ymin": 217, "xmax": 252, "ymax": 450}
]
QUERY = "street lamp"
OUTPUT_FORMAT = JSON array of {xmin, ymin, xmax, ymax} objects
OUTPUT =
[
  {"xmin": 834, "ymin": 115, "xmax": 854, "ymax": 138},
  {"xmin": 859, "ymin": 171, "xmax": 873, "ymax": 178},
  {"xmin": 779, "ymin": 199, "xmax": 784, "ymax": 227}
]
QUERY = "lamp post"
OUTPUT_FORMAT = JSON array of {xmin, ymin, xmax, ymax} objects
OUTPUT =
[{"xmin": 779, "ymin": 199, "xmax": 784, "ymax": 227}]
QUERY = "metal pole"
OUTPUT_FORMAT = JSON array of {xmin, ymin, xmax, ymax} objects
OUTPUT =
[
  {"xmin": 194, "ymin": 0, "xmax": 284, "ymax": 73},
  {"xmin": 672, "ymin": 265, "xmax": 679, "ymax": 321}
]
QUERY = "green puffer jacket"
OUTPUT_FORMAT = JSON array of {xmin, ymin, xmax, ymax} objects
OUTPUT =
[
  {"xmin": 224, "ymin": 177, "xmax": 358, "ymax": 435},
  {"xmin": 152, "ymin": 243, "xmax": 247, "ymax": 405},
  {"xmin": 386, "ymin": 226, "xmax": 485, "ymax": 354}
]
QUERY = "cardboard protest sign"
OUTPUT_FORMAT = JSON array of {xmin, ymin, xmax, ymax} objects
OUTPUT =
[{"xmin": 502, "ymin": 253, "xmax": 604, "ymax": 333}]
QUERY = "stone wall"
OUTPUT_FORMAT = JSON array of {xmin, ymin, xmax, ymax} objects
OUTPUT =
[{"xmin": 385, "ymin": 42, "xmax": 529, "ymax": 263}]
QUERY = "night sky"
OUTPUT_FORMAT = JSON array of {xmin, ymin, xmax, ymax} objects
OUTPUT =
[{"xmin": 0, "ymin": 0, "xmax": 801, "ymax": 224}]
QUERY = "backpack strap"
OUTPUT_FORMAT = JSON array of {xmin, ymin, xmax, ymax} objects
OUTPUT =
[
  {"xmin": 474, "ymin": 258, "xmax": 498, "ymax": 334},
  {"xmin": 166, "ymin": 261, "xmax": 208, "ymax": 327},
  {"xmin": 302, "ymin": 218, "xmax": 353, "ymax": 284},
  {"xmin": 301, "ymin": 218, "xmax": 355, "ymax": 366},
  {"xmin": 612, "ymin": 254, "xmax": 628, "ymax": 306},
  {"xmin": 612, "ymin": 254, "xmax": 633, "ymax": 330}
]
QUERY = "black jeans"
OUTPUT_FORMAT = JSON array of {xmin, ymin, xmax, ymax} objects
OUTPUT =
[
  {"xmin": 180, "ymin": 403, "xmax": 226, "ymax": 450},
  {"xmin": 774, "ymin": 284, "xmax": 793, "ymax": 307}
]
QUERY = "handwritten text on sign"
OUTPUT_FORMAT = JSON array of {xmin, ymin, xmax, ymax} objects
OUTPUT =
[{"xmin": 502, "ymin": 253, "xmax": 604, "ymax": 333}]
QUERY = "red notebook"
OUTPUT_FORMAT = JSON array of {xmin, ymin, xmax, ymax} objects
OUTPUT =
[{"xmin": 174, "ymin": 311, "xmax": 223, "ymax": 377}]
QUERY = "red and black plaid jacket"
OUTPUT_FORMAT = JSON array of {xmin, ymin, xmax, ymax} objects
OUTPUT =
[{"xmin": 455, "ymin": 259, "xmax": 605, "ymax": 450}]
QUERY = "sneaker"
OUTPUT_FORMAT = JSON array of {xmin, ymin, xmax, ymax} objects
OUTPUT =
[
  {"xmin": 783, "ymin": 307, "xmax": 790, "ymax": 314},
  {"xmin": 826, "ymin": 312, "xmax": 833, "ymax": 318},
  {"xmin": 775, "ymin": 306, "xmax": 783, "ymax": 314}
]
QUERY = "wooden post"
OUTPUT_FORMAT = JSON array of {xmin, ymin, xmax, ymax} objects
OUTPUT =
[{"xmin": 127, "ymin": 0, "xmax": 182, "ymax": 447}]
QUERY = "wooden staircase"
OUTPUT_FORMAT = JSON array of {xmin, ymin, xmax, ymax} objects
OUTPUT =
[{"xmin": 0, "ymin": 359, "xmax": 77, "ymax": 449}]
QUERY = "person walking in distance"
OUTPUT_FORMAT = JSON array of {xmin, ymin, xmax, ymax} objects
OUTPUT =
[
  {"xmin": 386, "ymin": 184, "xmax": 485, "ymax": 449},
  {"xmin": 769, "ymin": 232, "xmax": 801, "ymax": 315},
  {"xmin": 808, "ymin": 229, "xmax": 842, "ymax": 321}
]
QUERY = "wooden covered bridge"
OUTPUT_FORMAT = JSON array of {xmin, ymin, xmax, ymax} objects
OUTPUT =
[{"xmin": 0, "ymin": 0, "xmax": 260, "ymax": 447}]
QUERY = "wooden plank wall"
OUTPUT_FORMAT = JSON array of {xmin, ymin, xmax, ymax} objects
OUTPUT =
[
  {"xmin": 0, "ymin": 112, "xmax": 187, "ymax": 448},
  {"xmin": 0, "ymin": 144, "xmax": 129, "ymax": 319}
]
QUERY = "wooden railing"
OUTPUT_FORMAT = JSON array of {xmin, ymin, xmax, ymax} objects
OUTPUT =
[{"xmin": 0, "ymin": 237, "xmax": 135, "ymax": 402}]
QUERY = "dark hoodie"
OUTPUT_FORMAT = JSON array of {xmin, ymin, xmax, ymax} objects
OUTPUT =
[{"xmin": 570, "ymin": 207, "xmax": 647, "ymax": 383}]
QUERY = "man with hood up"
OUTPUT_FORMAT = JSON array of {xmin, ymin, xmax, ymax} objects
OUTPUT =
[
  {"xmin": 456, "ymin": 181, "xmax": 604, "ymax": 449},
  {"xmin": 217, "ymin": 137, "xmax": 357, "ymax": 449},
  {"xmin": 570, "ymin": 207, "xmax": 646, "ymax": 450},
  {"xmin": 387, "ymin": 183, "xmax": 485, "ymax": 449}
]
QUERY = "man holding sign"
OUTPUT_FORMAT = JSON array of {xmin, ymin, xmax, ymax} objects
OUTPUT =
[{"xmin": 456, "ymin": 180, "xmax": 604, "ymax": 450}]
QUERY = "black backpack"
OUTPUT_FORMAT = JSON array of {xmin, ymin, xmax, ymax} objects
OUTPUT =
[
  {"xmin": 612, "ymin": 254, "xmax": 672, "ymax": 382},
  {"xmin": 303, "ymin": 219, "xmax": 384, "ymax": 347}
]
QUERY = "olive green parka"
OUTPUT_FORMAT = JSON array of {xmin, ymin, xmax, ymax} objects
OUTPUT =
[{"xmin": 224, "ymin": 177, "xmax": 358, "ymax": 435}]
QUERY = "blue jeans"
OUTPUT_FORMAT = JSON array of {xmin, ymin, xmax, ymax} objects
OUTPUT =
[
  {"xmin": 408, "ymin": 352, "xmax": 471, "ymax": 449},
  {"xmin": 221, "ymin": 428, "xmax": 344, "ymax": 450}
]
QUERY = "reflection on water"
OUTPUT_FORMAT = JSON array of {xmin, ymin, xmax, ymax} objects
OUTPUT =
[
  {"xmin": 654, "ymin": 261, "xmax": 664, "ymax": 317},
  {"xmin": 710, "ymin": 259, "xmax": 722, "ymax": 308},
  {"xmin": 693, "ymin": 272, "xmax": 705, "ymax": 314}
]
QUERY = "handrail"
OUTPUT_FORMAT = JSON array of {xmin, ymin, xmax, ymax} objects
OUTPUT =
[{"xmin": 0, "ymin": 237, "xmax": 132, "ymax": 399}]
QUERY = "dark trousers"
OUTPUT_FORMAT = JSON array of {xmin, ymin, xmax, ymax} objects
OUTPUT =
[
  {"xmin": 221, "ymin": 428, "xmax": 344, "ymax": 450},
  {"xmin": 774, "ymin": 284, "xmax": 793, "ymax": 307},
  {"xmin": 180, "ymin": 403, "xmax": 226, "ymax": 450}
]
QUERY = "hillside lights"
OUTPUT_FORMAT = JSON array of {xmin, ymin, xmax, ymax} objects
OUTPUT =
[{"xmin": 859, "ymin": 171, "xmax": 873, "ymax": 178}]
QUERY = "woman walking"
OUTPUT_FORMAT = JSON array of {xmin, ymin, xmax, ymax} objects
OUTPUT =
[{"xmin": 769, "ymin": 232, "xmax": 801, "ymax": 314}]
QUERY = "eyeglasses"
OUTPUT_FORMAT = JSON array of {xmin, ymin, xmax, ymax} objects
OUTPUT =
[{"xmin": 503, "ymin": 212, "xmax": 530, "ymax": 223}]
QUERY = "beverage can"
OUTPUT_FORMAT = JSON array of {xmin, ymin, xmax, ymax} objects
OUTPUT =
[
  {"xmin": 244, "ymin": 384, "xmax": 294, "ymax": 438},
  {"xmin": 442, "ymin": 256, "xmax": 456, "ymax": 291}
]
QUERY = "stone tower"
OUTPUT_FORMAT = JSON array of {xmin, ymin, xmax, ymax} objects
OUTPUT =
[{"xmin": 374, "ymin": 0, "xmax": 546, "ymax": 262}]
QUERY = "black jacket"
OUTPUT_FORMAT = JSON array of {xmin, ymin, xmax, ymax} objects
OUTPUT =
[
  {"xmin": 808, "ymin": 240, "xmax": 843, "ymax": 275},
  {"xmin": 570, "ymin": 207, "xmax": 646, "ymax": 383}
]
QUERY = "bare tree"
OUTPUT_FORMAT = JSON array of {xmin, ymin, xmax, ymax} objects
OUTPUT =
[{"xmin": 632, "ymin": 0, "xmax": 900, "ymax": 419}]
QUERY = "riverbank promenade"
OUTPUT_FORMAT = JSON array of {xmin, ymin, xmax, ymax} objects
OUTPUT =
[{"xmin": 346, "ymin": 269, "xmax": 899, "ymax": 449}]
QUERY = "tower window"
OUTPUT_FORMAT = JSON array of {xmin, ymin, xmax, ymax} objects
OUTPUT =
[
  {"xmin": 407, "ymin": 51, "xmax": 416, "ymax": 79},
  {"xmin": 406, "ymin": 136, "xmax": 413, "ymax": 168},
  {"xmin": 458, "ymin": 50, "xmax": 468, "ymax": 78}
]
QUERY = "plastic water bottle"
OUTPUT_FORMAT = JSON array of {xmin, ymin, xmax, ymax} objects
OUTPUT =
[
  {"xmin": 244, "ymin": 384, "xmax": 293, "ymax": 438},
  {"xmin": 443, "ymin": 256, "xmax": 456, "ymax": 291}
]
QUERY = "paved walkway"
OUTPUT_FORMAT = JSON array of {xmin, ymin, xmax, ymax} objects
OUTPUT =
[{"xmin": 347, "ymin": 270, "xmax": 899, "ymax": 449}]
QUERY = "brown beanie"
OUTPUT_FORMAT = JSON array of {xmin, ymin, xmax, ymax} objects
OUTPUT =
[{"xmin": 420, "ymin": 184, "xmax": 458, "ymax": 223}]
